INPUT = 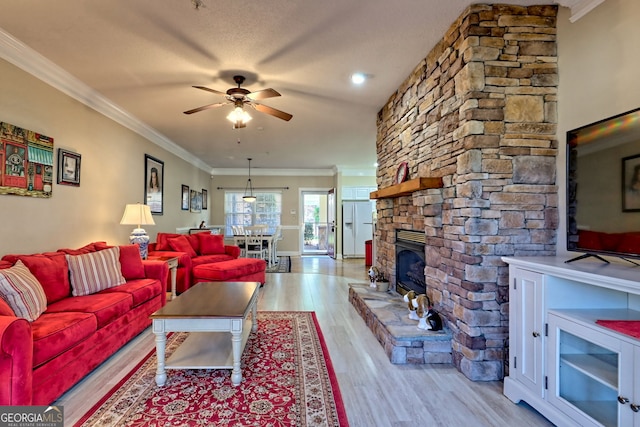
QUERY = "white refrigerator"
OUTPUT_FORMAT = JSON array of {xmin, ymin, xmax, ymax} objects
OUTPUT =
[{"xmin": 342, "ymin": 201, "xmax": 373, "ymax": 258}]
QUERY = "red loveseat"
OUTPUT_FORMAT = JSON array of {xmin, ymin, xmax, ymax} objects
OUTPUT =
[
  {"xmin": 147, "ymin": 232, "xmax": 241, "ymax": 293},
  {"xmin": 0, "ymin": 242, "xmax": 168, "ymax": 405}
]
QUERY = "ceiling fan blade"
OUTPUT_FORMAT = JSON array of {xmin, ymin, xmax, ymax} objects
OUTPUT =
[
  {"xmin": 183, "ymin": 101, "xmax": 229, "ymax": 115},
  {"xmin": 252, "ymin": 102, "xmax": 293, "ymax": 121},
  {"xmin": 192, "ymin": 85, "xmax": 227, "ymax": 96},
  {"xmin": 247, "ymin": 88, "xmax": 281, "ymax": 101}
]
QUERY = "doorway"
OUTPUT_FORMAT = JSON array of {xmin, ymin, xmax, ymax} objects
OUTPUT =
[{"xmin": 301, "ymin": 190, "xmax": 330, "ymax": 255}]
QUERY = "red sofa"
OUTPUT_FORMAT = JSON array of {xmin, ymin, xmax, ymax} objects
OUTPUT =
[
  {"xmin": 148, "ymin": 232, "xmax": 241, "ymax": 293},
  {"xmin": 0, "ymin": 242, "xmax": 168, "ymax": 405}
]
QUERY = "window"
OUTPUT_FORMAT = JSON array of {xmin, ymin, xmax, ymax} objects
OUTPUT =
[{"xmin": 224, "ymin": 191, "xmax": 282, "ymax": 235}]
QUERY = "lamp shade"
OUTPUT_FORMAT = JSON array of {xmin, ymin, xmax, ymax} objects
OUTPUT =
[
  {"xmin": 120, "ymin": 203, "xmax": 155, "ymax": 228},
  {"xmin": 120, "ymin": 203, "xmax": 155, "ymax": 259}
]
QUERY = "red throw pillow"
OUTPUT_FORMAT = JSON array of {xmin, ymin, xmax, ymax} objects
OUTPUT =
[
  {"xmin": 14, "ymin": 253, "xmax": 71, "ymax": 304},
  {"xmin": 198, "ymin": 233, "xmax": 225, "ymax": 255},
  {"xmin": 167, "ymin": 235, "xmax": 198, "ymax": 258},
  {"xmin": 186, "ymin": 234, "xmax": 201, "ymax": 255},
  {"xmin": 155, "ymin": 233, "xmax": 181, "ymax": 251},
  {"xmin": 116, "ymin": 244, "xmax": 146, "ymax": 280}
]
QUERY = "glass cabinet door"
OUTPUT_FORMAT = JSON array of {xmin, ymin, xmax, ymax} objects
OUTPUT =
[{"xmin": 548, "ymin": 313, "xmax": 633, "ymax": 427}]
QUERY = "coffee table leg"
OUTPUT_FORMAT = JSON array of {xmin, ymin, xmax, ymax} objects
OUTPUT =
[
  {"xmin": 155, "ymin": 332, "xmax": 167, "ymax": 386},
  {"xmin": 231, "ymin": 331, "xmax": 242, "ymax": 385},
  {"xmin": 252, "ymin": 295, "xmax": 258, "ymax": 333}
]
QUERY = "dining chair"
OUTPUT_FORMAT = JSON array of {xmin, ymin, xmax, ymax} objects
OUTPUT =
[
  {"xmin": 244, "ymin": 225, "xmax": 268, "ymax": 260},
  {"xmin": 232, "ymin": 225, "xmax": 246, "ymax": 257}
]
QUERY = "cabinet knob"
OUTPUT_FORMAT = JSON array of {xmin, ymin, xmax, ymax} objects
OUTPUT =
[
  {"xmin": 618, "ymin": 396, "xmax": 630, "ymax": 404},
  {"xmin": 532, "ymin": 331, "xmax": 540, "ymax": 338},
  {"xmin": 631, "ymin": 403, "xmax": 640, "ymax": 413}
]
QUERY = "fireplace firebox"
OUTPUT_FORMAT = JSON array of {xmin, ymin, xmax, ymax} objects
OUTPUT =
[{"xmin": 395, "ymin": 230, "xmax": 426, "ymax": 295}]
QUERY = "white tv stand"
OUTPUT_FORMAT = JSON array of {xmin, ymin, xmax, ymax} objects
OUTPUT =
[{"xmin": 503, "ymin": 255, "xmax": 640, "ymax": 427}]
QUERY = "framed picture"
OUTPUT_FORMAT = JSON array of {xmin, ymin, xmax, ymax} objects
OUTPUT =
[
  {"xmin": 622, "ymin": 154, "xmax": 640, "ymax": 212},
  {"xmin": 190, "ymin": 189, "xmax": 201, "ymax": 213},
  {"xmin": 144, "ymin": 154, "xmax": 164, "ymax": 215},
  {"xmin": 57, "ymin": 149, "xmax": 81, "ymax": 186},
  {"xmin": 202, "ymin": 189, "xmax": 208, "ymax": 210},
  {"xmin": 181, "ymin": 185, "xmax": 190, "ymax": 210}
]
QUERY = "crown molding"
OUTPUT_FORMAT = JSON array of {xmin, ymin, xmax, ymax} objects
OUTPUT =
[
  {"xmin": 0, "ymin": 27, "xmax": 212, "ymax": 172},
  {"xmin": 210, "ymin": 168, "xmax": 336, "ymax": 177},
  {"xmin": 557, "ymin": 0, "xmax": 606, "ymax": 23}
]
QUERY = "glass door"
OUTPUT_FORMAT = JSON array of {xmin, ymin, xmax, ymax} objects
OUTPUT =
[
  {"xmin": 548, "ymin": 312, "xmax": 632, "ymax": 427},
  {"xmin": 301, "ymin": 191, "xmax": 329, "ymax": 255}
]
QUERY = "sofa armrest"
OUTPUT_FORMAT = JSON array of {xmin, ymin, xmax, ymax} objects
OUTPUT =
[
  {"xmin": 225, "ymin": 245, "xmax": 241, "ymax": 259},
  {"xmin": 0, "ymin": 316, "xmax": 33, "ymax": 405},
  {"xmin": 142, "ymin": 260, "xmax": 169, "ymax": 306}
]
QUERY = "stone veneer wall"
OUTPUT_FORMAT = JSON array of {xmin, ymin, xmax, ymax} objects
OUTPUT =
[{"xmin": 375, "ymin": 4, "xmax": 558, "ymax": 381}]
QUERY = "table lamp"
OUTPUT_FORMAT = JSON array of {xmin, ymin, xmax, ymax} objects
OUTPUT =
[{"xmin": 120, "ymin": 203, "xmax": 155, "ymax": 259}]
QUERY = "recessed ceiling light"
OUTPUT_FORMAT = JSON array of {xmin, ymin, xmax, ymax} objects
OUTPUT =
[{"xmin": 351, "ymin": 73, "xmax": 367, "ymax": 85}]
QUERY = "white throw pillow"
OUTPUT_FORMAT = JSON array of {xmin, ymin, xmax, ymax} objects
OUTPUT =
[
  {"xmin": 66, "ymin": 246, "xmax": 126, "ymax": 296},
  {"xmin": 0, "ymin": 260, "xmax": 47, "ymax": 321}
]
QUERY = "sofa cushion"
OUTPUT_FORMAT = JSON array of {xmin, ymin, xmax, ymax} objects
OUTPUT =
[
  {"xmin": 167, "ymin": 235, "xmax": 197, "ymax": 258},
  {"xmin": 155, "ymin": 233, "xmax": 181, "ymax": 251},
  {"xmin": 99, "ymin": 278, "xmax": 161, "ymax": 307},
  {"xmin": 0, "ymin": 260, "xmax": 48, "ymax": 322},
  {"xmin": 31, "ymin": 311, "xmax": 97, "ymax": 368},
  {"xmin": 46, "ymin": 292, "xmax": 132, "ymax": 329},
  {"xmin": 66, "ymin": 247, "xmax": 126, "ymax": 296},
  {"xmin": 191, "ymin": 254, "xmax": 235, "ymax": 267},
  {"xmin": 192, "ymin": 258, "xmax": 266, "ymax": 282},
  {"xmin": 0, "ymin": 296, "xmax": 15, "ymax": 316},
  {"xmin": 116, "ymin": 245, "xmax": 146, "ymax": 280},
  {"xmin": 180, "ymin": 234, "xmax": 198, "ymax": 255},
  {"xmin": 11, "ymin": 253, "xmax": 71, "ymax": 304},
  {"xmin": 57, "ymin": 241, "xmax": 107, "ymax": 256},
  {"xmin": 197, "ymin": 233, "xmax": 225, "ymax": 255}
]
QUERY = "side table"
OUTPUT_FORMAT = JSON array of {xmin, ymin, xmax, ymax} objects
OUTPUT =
[{"xmin": 147, "ymin": 255, "xmax": 179, "ymax": 300}]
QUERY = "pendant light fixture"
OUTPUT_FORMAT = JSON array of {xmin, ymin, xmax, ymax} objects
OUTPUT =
[{"xmin": 243, "ymin": 158, "xmax": 257, "ymax": 203}]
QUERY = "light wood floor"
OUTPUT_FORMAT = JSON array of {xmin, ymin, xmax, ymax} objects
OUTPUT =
[{"xmin": 56, "ymin": 256, "xmax": 553, "ymax": 426}]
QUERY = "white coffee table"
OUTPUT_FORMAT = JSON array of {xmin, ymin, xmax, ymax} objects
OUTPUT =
[{"xmin": 150, "ymin": 281, "xmax": 260, "ymax": 386}]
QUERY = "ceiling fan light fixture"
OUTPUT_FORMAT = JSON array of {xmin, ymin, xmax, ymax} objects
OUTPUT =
[{"xmin": 227, "ymin": 105, "xmax": 252, "ymax": 125}]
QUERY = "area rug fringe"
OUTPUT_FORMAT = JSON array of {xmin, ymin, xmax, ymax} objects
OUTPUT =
[{"xmin": 74, "ymin": 311, "xmax": 348, "ymax": 427}]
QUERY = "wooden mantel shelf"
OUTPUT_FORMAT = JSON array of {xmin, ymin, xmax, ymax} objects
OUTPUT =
[{"xmin": 370, "ymin": 177, "xmax": 443, "ymax": 199}]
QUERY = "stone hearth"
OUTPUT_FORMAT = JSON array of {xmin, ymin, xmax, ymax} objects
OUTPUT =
[{"xmin": 348, "ymin": 284, "xmax": 452, "ymax": 364}]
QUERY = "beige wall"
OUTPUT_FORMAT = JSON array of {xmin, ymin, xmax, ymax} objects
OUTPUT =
[
  {"xmin": 0, "ymin": 59, "xmax": 211, "ymax": 254},
  {"xmin": 557, "ymin": 0, "xmax": 640, "ymax": 253}
]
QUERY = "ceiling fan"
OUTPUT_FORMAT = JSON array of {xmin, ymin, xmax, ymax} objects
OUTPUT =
[{"xmin": 183, "ymin": 75, "xmax": 293, "ymax": 128}]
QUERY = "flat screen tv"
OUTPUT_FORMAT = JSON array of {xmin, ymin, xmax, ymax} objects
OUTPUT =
[{"xmin": 566, "ymin": 107, "xmax": 640, "ymax": 264}]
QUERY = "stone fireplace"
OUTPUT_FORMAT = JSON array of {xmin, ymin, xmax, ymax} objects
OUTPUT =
[
  {"xmin": 372, "ymin": 4, "xmax": 559, "ymax": 381},
  {"xmin": 395, "ymin": 230, "xmax": 426, "ymax": 295}
]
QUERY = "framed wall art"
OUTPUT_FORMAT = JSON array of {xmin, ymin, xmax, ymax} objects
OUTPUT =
[
  {"xmin": 145, "ymin": 154, "xmax": 164, "ymax": 215},
  {"xmin": 190, "ymin": 189, "xmax": 202, "ymax": 213},
  {"xmin": 202, "ymin": 189, "xmax": 208, "ymax": 210},
  {"xmin": 622, "ymin": 154, "xmax": 640, "ymax": 212},
  {"xmin": 181, "ymin": 184, "xmax": 190, "ymax": 210},
  {"xmin": 0, "ymin": 121, "xmax": 54, "ymax": 198},
  {"xmin": 57, "ymin": 149, "xmax": 81, "ymax": 186}
]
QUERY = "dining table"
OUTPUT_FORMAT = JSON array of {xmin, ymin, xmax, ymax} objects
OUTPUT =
[{"xmin": 232, "ymin": 232, "xmax": 276, "ymax": 267}]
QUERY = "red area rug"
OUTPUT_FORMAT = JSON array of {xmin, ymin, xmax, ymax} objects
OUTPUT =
[
  {"xmin": 75, "ymin": 311, "xmax": 349, "ymax": 426},
  {"xmin": 596, "ymin": 319, "xmax": 640, "ymax": 339}
]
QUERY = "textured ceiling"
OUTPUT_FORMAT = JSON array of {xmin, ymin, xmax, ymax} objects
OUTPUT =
[{"xmin": 0, "ymin": 0, "xmax": 589, "ymax": 172}]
